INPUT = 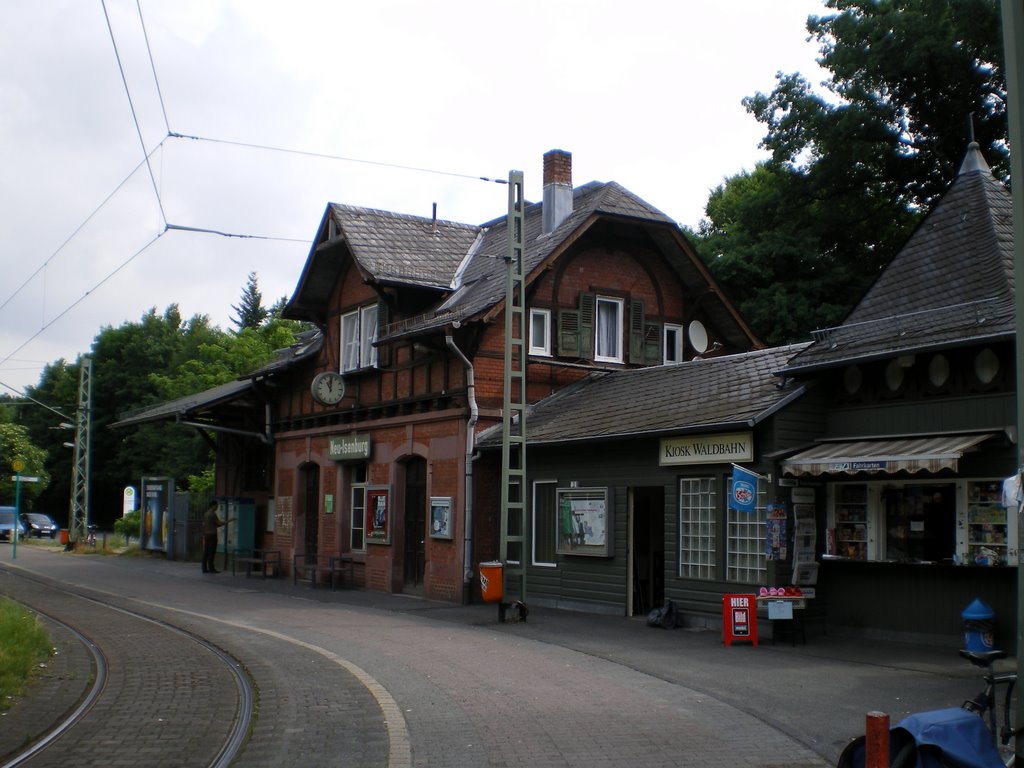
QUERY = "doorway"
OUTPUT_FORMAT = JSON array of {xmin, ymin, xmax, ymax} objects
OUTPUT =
[
  {"xmin": 403, "ymin": 457, "xmax": 427, "ymax": 588},
  {"xmin": 629, "ymin": 486, "xmax": 664, "ymax": 616},
  {"xmin": 299, "ymin": 463, "xmax": 320, "ymax": 556}
]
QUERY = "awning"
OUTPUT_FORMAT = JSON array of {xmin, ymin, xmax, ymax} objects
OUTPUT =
[{"xmin": 781, "ymin": 434, "xmax": 995, "ymax": 477}]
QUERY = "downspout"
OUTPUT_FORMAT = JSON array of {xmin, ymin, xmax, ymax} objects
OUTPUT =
[{"xmin": 446, "ymin": 333, "xmax": 478, "ymax": 603}]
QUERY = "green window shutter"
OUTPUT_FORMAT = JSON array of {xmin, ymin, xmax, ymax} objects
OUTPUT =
[
  {"xmin": 558, "ymin": 309, "xmax": 581, "ymax": 356},
  {"xmin": 578, "ymin": 293, "xmax": 595, "ymax": 359},
  {"xmin": 628, "ymin": 299, "xmax": 645, "ymax": 363},
  {"xmin": 643, "ymin": 322, "xmax": 662, "ymax": 364}
]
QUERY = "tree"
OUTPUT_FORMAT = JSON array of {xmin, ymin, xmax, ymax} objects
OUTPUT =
[
  {"xmin": 0, "ymin": 422, "xmax": 49, "ymax": 510},
  {"xmin": 695, "ymin": 0, "xmax": 1007, "ymax": 344},
  {"xmin": 230, "ymin": 272, "xmax": 269, "ymax": 332}
]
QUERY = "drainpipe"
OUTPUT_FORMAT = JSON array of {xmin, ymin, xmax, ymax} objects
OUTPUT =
[{"xmin": 446, "ymin": 333, "xmax": 478, "ymax": 603}]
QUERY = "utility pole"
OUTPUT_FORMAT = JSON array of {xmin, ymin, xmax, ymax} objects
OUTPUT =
[
  {"xmin": 1004, "ymin": 0, "xmax": 1024, "ymax": 763},
  {"xmin": 500, "ymin": 170, "xmax": 527, "ymax": 616},
  {"xmin": 68, "ymin": 356, "xmax": 93, "ymax": 544}
]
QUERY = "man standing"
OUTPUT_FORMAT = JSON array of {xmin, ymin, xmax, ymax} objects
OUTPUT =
[{"xmin": 202, "ymin": 501, "xmax": 232, "ymax": 574}]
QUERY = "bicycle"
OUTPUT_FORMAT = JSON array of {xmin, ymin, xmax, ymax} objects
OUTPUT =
[
  {"xmin": 85, "ymin": 524, "xmax": 98, "ymax": 548},
  {"xmin": 837, "ymin": 649, "xmax": 1019, "ymax": 767},
  {"xmin": 960, "ymin": 649, "xmax": 1020, "ymax": 765}
]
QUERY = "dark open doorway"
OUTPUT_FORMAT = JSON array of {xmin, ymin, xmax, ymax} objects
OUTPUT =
[
  {"xmin": 299, "ymin": 463, "xmax": 320, "ymax": 556},
  {"xmin": 631, "ymin": 486, "xmax": 664, "ymax": 616},
  {"xmin": 403, "ymin": 457, "xmax": 426, "ymax": 588}
]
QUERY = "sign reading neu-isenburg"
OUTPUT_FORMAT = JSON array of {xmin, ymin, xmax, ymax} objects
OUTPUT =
[
  {"xmin": 329, "ymin": 434, "xmax": 372, "ymax": 461},
  {"xmin": 659, "ymin": 432, "xmax": 753, "ymax": 466}
]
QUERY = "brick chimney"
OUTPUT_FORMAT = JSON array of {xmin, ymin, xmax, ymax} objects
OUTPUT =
[{"xmin": 542, "ymin": 149, "xmax": 572, "ymax": 234}]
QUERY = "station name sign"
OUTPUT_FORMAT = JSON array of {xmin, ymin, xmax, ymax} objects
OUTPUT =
[
  {"xmin": 329, "ymin": 434, "xmax": 372, "ymax": 461},
  {"xmin": 659, "ymin": 432, "xmax": 753, "ymax": 466}
]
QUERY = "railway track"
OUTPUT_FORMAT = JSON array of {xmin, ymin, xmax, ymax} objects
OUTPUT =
[{"xmin": 0, "ymin": 569, "xmax": 253, "ymax": 768}]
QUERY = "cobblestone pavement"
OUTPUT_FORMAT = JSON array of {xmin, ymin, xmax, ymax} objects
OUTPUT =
[{"xmin": 1, "ymin": 545, "xmax": 991, "ymax": 767}]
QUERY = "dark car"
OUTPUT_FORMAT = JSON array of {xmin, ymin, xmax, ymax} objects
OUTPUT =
[
  {"xmin": 21, "ymin": 512, "xmax": 60, "ymax": 539},
  {"xmin": 0, "ymin": 507, "xmax": 27, "ymax": 541}
]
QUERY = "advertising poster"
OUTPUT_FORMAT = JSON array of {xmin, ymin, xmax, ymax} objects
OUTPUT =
[
  {"xmin": 430, "ymin": 497, "xmax": 452, "ymax": 539},
  {"xmin": 366, "ymin": 488, "xmax": 390, "ymax": 543},
  {"xmin": 765, "ymin": 502, "xmax": 787, "ymax": 560}
]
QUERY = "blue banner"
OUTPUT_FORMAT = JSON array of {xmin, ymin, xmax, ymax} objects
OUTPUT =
[{"xmin": 730, "ymin": 465, "xmax": 758, "ymax": 514}]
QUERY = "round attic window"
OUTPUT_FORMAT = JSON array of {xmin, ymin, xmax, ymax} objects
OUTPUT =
[
  {"xmin": 688, "ymin": 320, "xmax": 709, "ymax": 354},
  {"xmin": 974, "ymin": 348, "xmax": 1000, "ymax": 384},
  {"xmin": 928, "ymin": 354, "xmax": 950, "ymax": 387},
  {"xmin": 843, "ymin": 365, "xmax": 862, "ymax": 394},
  {"xmin": 884, "ymin": 359, "xmax": 905, "ymax": 391}
]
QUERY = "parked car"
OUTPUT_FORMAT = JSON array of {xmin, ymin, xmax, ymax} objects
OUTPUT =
[
  {"xmin": 20, "ymin": 512, "xmax": 60, "ymax": 539},
  {"xmin": 0, "ymin": 507, "xmax": 27, "ymax": 541}
]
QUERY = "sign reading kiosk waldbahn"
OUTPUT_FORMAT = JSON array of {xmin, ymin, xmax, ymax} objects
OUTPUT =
[{"xmin": 659, "ymin": 432, "xmax": 753, "ymax": 466}]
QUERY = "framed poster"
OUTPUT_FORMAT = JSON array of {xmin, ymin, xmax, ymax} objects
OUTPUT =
[
  {"xmin": 366, "ymin": 487, "xmax": 391, "ymax": 544},
  {"xmin": 556, "ymin": 487, "xmax": 612, "ymax": 557},
  {"xmin": 430, "ymin": 497, "xmax": 453, "ymax": 539}
]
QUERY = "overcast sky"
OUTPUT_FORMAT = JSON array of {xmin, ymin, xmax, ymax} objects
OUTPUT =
[{"xmin": 0, "ymin": 0, "xmax": 830, "ymax": 397}]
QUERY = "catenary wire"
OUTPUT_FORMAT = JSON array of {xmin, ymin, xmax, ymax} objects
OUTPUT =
[
  {"xmin": 135, "ymin": 0, "xmax": 171, "ymax": 135},
  {"xmin": 99, "ymin": 0, "xmax": 168, "ymax": 226}
]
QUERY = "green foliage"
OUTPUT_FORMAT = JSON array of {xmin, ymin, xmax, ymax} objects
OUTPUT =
[
  {"xmin": 0, "ymin": 599, "xmax": 52, "ymax": 710},
  {"xmin": 113, "ymin": 509, "xmax": 141, "ymax": 544},
  {"xmin": 695, "ymin": 0, "xmax": 1005, "ymax": 344},
  {"xmin": 230, "ymin": 271, "xmax": 269, "ymax": 332},
  {"xmin": 20, "ymin": 304, "xmax": 299, "ymax": 529},
  {"xmin": 187, "ymin": 466, "xmax": 215, "ymax": 494},
  {"xmin": 0, "ymin": 423, "xmax": 50, "ymax": 508}
]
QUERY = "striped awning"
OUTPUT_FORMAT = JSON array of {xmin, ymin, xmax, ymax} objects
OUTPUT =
[{"xmin": 781, "ymin": 434, "xmax": 994, "ymax": 477}]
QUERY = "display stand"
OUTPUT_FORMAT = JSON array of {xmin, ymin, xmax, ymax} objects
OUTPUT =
[{"xmin": 722, "ymin": 594, "xmax": 758, "ymax": 647}]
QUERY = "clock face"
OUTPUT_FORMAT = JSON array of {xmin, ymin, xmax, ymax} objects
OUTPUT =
[{"xmin": 311, "ymin": 372, "xmax": 346, "ymax": 405}]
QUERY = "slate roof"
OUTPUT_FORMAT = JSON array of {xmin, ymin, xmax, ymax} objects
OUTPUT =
[
  {"xmin": 287, "ymin": 177, "xmax": 758, "ymax": 350},
  {"xmin": 476, "ymin": 343, "xmax": 809, "ymax": 448},
  {"xmin": 781, "ymin": 144, "xmax": 1014, "ymax": 375}
]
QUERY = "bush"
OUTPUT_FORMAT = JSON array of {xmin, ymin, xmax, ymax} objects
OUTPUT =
[{"xmin": 113, "ymin": 510, "xmax": 141, "ymax": 545}]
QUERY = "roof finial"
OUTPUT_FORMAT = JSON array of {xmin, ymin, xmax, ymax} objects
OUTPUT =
[{"xmin": 958, "ymin": 112, "xmax": 991, "ymax": 176}]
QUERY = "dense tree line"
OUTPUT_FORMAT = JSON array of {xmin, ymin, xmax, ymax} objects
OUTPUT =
[
  {"xmin": 0, "ymin": 275, "xmax": 304, "ymax": 528},
  {"xmin": 693, "ymin": 0, "xmax": 1008, "ymax": 345}
]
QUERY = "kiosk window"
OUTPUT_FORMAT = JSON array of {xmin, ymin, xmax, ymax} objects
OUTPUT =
[{"xmin": 883, "ymin": 484, "xmax": 955, "ymax": 563}]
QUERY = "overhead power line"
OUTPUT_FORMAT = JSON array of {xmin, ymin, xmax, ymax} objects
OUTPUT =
[{"xmin": 167, "ymin": 132, "xmax": 511, "ymax": 185}]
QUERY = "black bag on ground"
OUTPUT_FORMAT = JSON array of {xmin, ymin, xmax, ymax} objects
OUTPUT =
[{"xmin": 646, "ymin": 600, "xmax": 677, "ymax": 629}]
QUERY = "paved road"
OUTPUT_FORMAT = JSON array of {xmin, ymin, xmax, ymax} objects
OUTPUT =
[{"xmin": 0, "ymin": 545, "xmax": 994, "ymax": 767}]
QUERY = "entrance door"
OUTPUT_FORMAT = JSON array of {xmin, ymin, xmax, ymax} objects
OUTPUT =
[
  {"xmin": 629, "ymin": 487, "xmax": 664, "ymax": 616},
  {"xmin": 403, "ymin": 457, "xmax": 426, "ymax": 587},
  {"xmin": 301, "ymin": 463, "xmax": 320, "ymax": 556}
]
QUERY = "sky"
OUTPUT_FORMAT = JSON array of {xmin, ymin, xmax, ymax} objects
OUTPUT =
[{"xmin": 0, "ymin": 0, "xmax": 831, "ymax": 396}]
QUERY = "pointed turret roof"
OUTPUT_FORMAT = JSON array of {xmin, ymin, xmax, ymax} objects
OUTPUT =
[{"xmin": 781, "ymin": 143, "xmax": 1014, "ymax": 375}]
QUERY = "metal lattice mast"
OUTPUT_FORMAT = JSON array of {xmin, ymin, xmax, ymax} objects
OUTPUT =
[
  {"xmin": 69, "ymin": 356, "xmax": 92, "ymax": 543},
  {"xmin": 500, "ymin": 170, "xmax": 527, "ymax": 603}
]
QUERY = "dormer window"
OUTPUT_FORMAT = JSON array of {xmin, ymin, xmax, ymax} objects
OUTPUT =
[{"xmin": 341, "ymin": 304, "xmax": 378, "ymax": 372}]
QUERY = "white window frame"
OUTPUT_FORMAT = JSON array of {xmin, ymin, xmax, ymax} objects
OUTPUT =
[
  {"xmin": 529, "ymin": 308, "xmax": 552, "ymax": 356},
  {"xmin": 679, "ymin": 476, "xmax": 716, "ymax": 579},
  {"xmin": 664, "ymin": 323, "xmax": 683, "ymax": 365},
  {"xmin": 595, "ymin": 296, "xmax": 624, "ymax": 363},
  {"xmin": 531, "ymin": 480, "xmax": 558, "ymax": 566},
  {"xmin": 726, "ymin": 477, "xmax": 767, "ymax": 584},
  {"xmin": 340, "ymin": 304, "xmax": 378, "ymax": 373},
  {"xmin": 350, "ymin": 464, "xmax": 368, "ymax": 553}
]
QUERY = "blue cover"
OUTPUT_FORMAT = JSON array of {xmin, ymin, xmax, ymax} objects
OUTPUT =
[{"xmin": 894, "ymin": 708, "xmax": 1005, "ymax": 768}]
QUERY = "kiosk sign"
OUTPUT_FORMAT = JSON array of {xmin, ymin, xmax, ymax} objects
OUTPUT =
[{"xmin": 722, "ymin": 593, "xmax": 758, "ymax": 647}]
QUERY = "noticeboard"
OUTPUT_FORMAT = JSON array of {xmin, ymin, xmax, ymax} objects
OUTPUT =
[{"xmin": 556, "ymin": 487, "xmax": 612, "ymax": 557}]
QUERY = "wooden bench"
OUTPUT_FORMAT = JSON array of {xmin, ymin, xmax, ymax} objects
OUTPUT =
[
  {"xmin": 292, "ymin": 553, "xmax": 354, "ymax": 591},
  {"xmin": 232, "ymin": 548, "xmax": 282, "ymax": 579}
]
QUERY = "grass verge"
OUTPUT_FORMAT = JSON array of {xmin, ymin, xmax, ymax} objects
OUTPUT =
[{"xmin": 0, "ymin": 599, "xmax": 53, "ymax": 711}]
